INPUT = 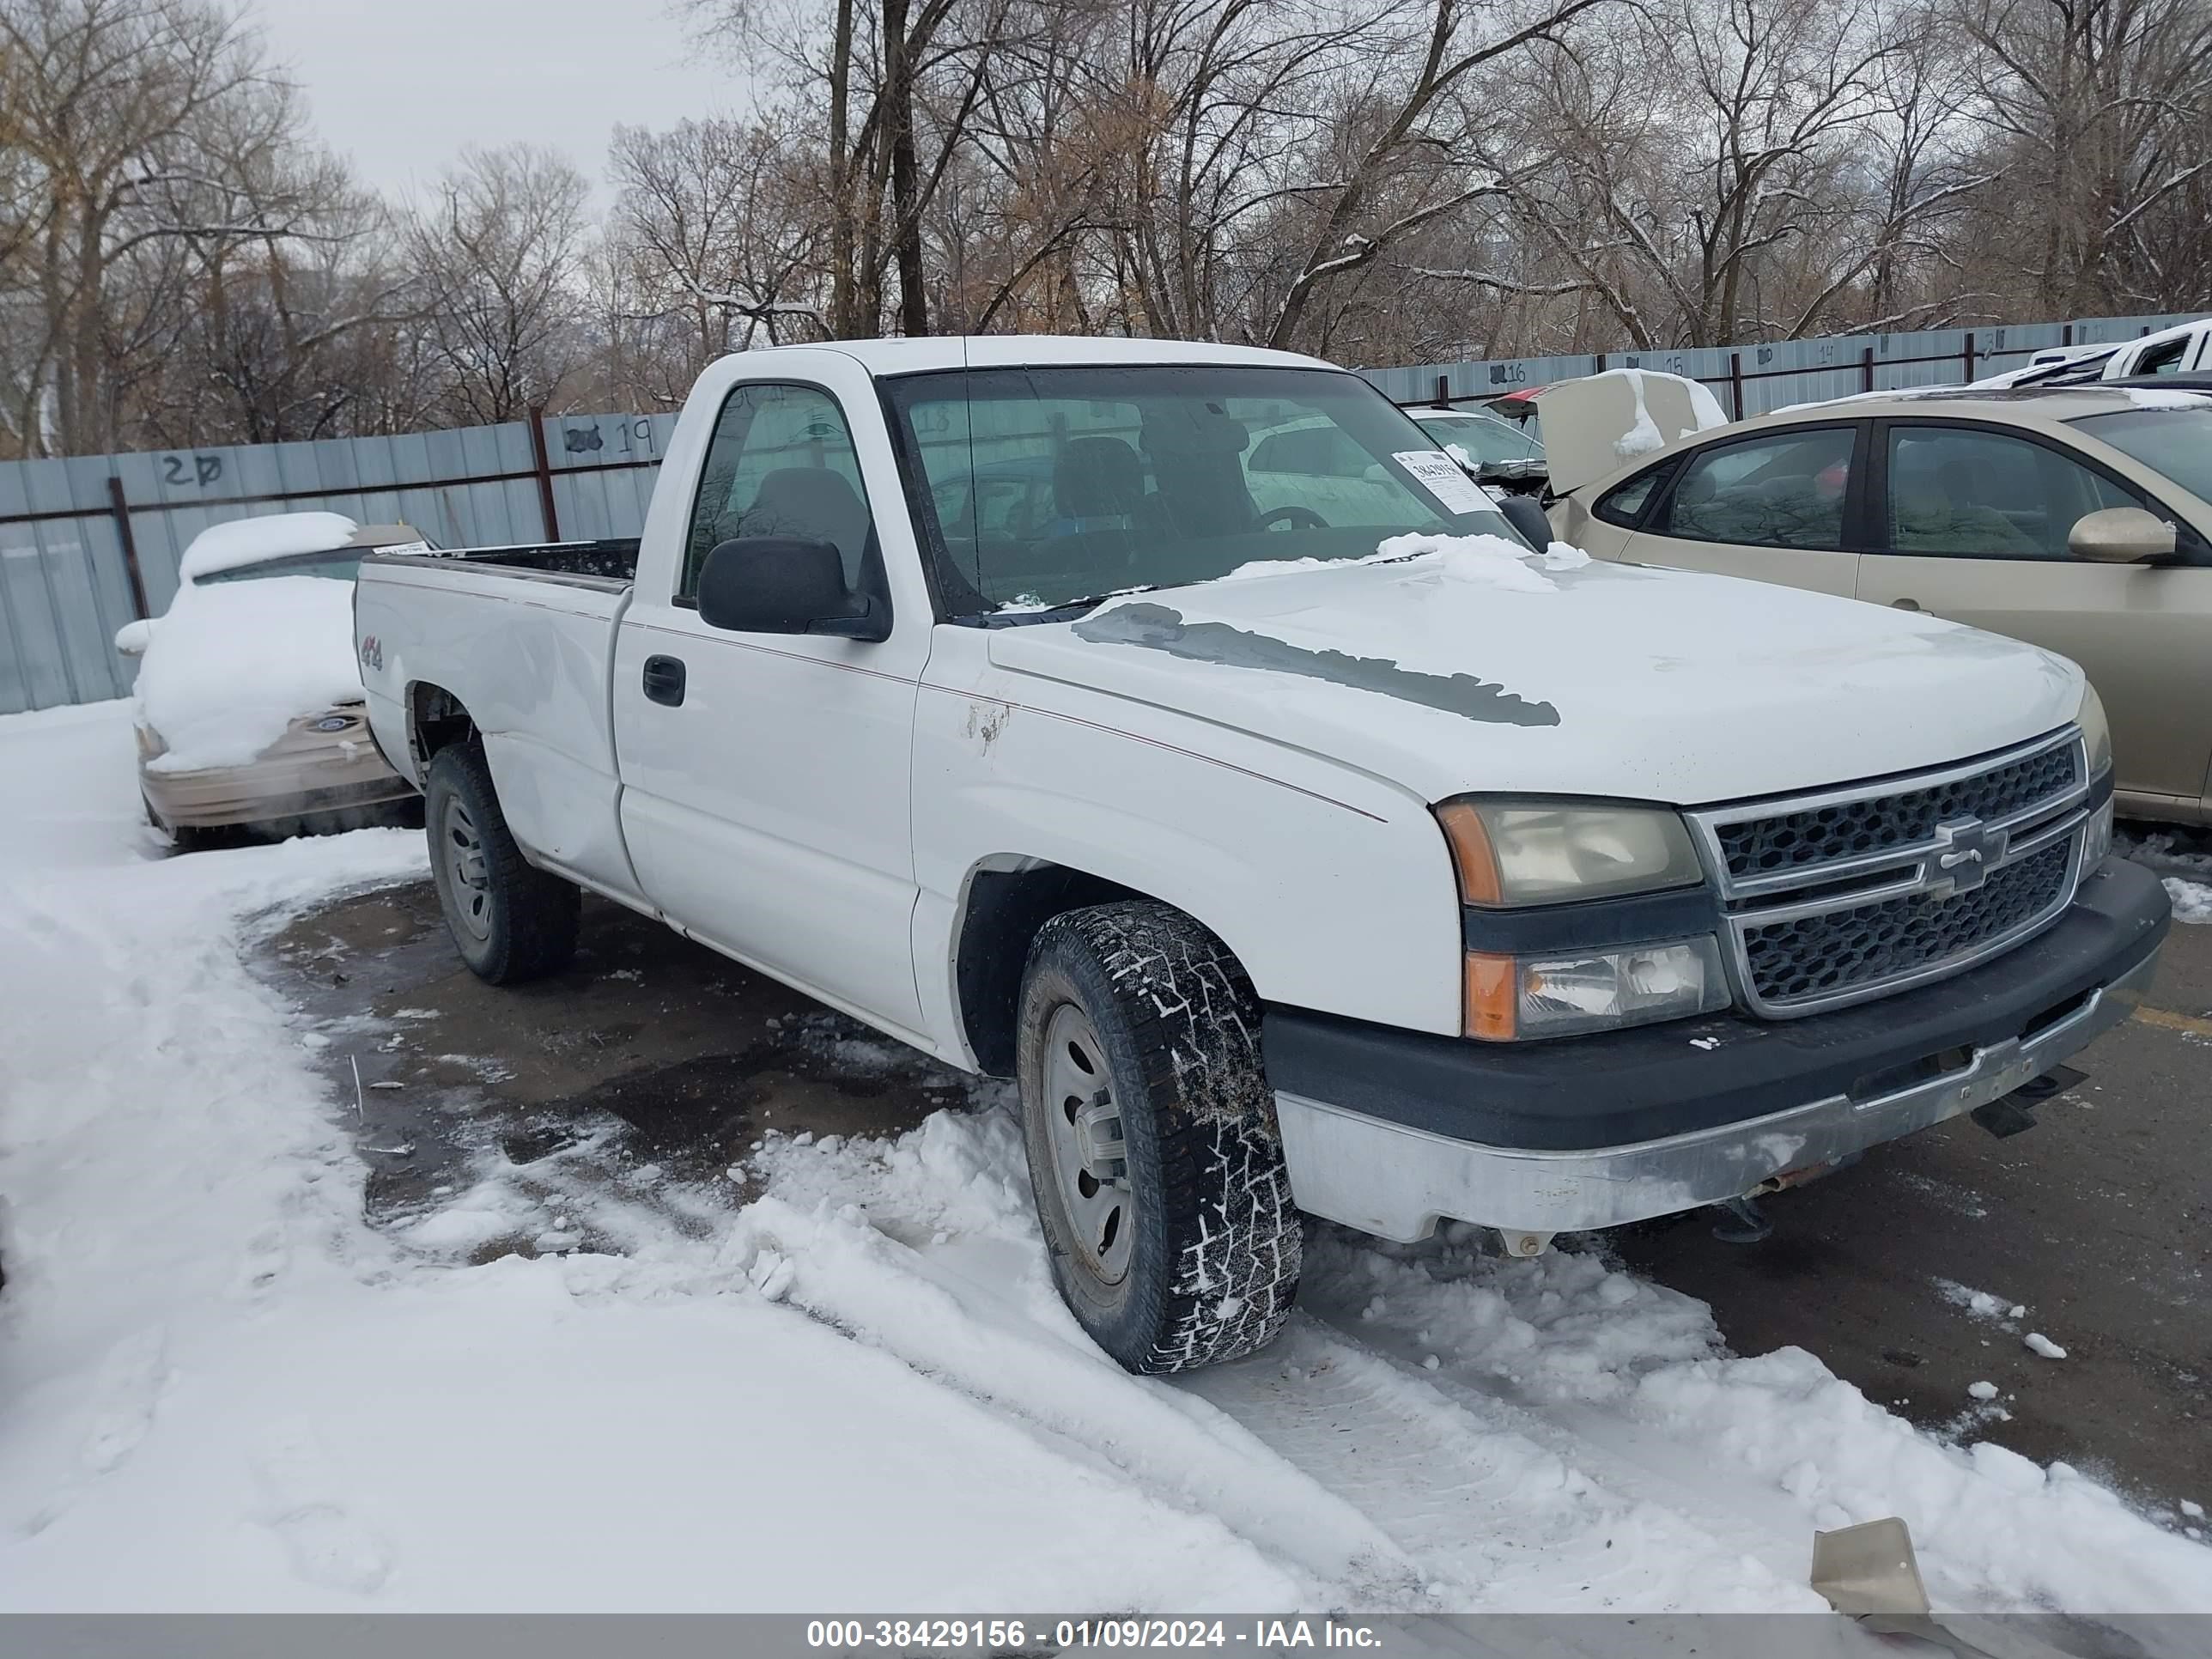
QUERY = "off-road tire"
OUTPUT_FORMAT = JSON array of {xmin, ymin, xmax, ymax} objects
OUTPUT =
[
  {"xmin": 1017, "ymin": 902, "xmax": 1302, "ymax": 1373},
  {"xmin": 423, "ymin": 743, "xmax": 579, "ymax": 984}
]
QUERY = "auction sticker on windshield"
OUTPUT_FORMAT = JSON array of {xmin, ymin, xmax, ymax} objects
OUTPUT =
[{"xmin": 1393, "ymin": 449, "xmax": 1498, "ymax": 516}]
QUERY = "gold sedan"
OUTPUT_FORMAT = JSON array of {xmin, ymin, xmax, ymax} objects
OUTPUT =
[{"xmin": 1546, "ymin": 380, "xmax": 2212, "ymax": 825}]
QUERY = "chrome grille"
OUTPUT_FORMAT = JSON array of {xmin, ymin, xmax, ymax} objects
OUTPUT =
[
  {"xmin": 1688, "ymin": 728, "xmax": 2093, "ymax": 1018},
  {"xmin": 1741, "ymin": 842, "xmax": 2072, "ymax": 1006},
  {"xmin": 1715, "ymin": 744, "xmax": 2079, "ymax": 882}
]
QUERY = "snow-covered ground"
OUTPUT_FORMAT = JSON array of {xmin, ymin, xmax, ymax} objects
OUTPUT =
[
  {"xmin": 2, "ymin": 700, "xmax": 2209, "ymax": 1624},
  {"xmin": 2112, "ymin": 826, "xmax": 2212, "ymax": 923}
]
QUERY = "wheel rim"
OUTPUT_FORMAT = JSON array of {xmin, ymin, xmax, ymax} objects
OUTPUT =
[
  {"xmin": 441, "ymin": 794, "xmax": 493, "ymax": 942},
  {"xmin": 1040, "ymin": 1001, "xmax": 1133, "ymax": 1285}
]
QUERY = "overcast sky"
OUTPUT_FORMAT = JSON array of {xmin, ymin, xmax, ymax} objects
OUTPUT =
[{"xmin": 250, "ymin": 0, "xmax": 750, "ymax": 204}]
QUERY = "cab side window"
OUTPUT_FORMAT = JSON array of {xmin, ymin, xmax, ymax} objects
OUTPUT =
[
  {"xmin": 679, "ymin": 384, "xmax": 876, "ymax": 599},
  {"xmin": 1885, "ymin": 426, "xmax": 2139, "ymax": 560},
  {"xmin": 1656, "ymin": 428, "xmax": 1856, "ymax": 550}
]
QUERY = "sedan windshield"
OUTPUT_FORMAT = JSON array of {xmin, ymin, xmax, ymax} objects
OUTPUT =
[
  {"xmin": 2069, "ymin": 407, "xmax": 2212, "ymax": 504},
  {"xmin": 1413, "ymin": 413, "xmax": 1544, "ymax": 465},
  {"xmin": 883, "ymin": 364, "xmax": 1521, "ymax": 616}
]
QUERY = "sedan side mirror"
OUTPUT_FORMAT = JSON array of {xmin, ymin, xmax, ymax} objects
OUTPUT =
[
  {"xmin": 2068, "ymin": 506, "xmax": 2177, "ymax": 564},
  {"xmin": 696, "ymin": 536, "xmax": 890, "ymax": 641},
  {"xmin": 113, "ymin": 619, "xmax": 153, "ymax": 657}
]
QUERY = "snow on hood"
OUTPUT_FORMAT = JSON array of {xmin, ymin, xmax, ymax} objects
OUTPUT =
[
  {"xmin": 135, "ymin": 575, "xmax": 366, "ymax": 771},
  {"xmin": 990, "ymin": 556, "xmax": 2081, "ymax": 806},
  {"xmin": 177, "ymin": 511, "xmax": 359, "ymax": 582}
]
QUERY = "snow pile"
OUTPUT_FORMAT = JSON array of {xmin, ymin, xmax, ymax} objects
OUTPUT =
[
  {"xmin": 1372, "ymin": 531, "xmax": 1588, "ymax": 593},
  {"xmin": 1296, "ymin": 1232, "xmax": 2212, "ymax": 1614},
  {"xmin": 2162, "ymin": 878, "xmax": 2212, "ymax": 922},
  {"xmin": 135, "ymin": 575, "xmax": 365, "ymax": 770},
  {"xmin": 1219, "ymin": 530, "xmax": 1589, "ymax": 589},
  {"xmin": 2115, "ymin": 828, "xmax": 2212, "ymax": 921},
  {"xmin": 177, "ymin": 512, "xmax": 358, "ymax": 582}
]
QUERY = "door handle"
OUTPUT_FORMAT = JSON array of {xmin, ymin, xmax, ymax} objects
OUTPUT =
[
  {"xmin": 1890, "ymin": 598, "xmax": 1922, "ymax": 611},
  {"xmin": 642, "ymin": 654, "xmax": 687, "ymax": 707}
]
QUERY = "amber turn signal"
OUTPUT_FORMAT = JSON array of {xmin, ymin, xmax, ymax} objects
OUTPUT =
[
  {"xmin": 1433, "ymin": 800, "xmax": 1504, "ymax": 905},
  {"xmin": 1463, "ymin": 951, "xmax": 1518, "ymax": 1041}
]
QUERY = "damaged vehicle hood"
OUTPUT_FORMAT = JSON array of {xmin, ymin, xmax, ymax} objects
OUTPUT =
[{"xmin": 984, "ymin": 554, "xmax": 2082, "ymax": 807}]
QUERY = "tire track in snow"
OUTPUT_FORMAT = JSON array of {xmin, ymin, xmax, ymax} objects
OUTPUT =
[
  {"xmin": 720, "ymin": 1193, "xmax": 1433, "ymax": 1608},
  {"xmin": 1179, "ymin": 1318, "xmax": 1809, "ymax": 1612}
]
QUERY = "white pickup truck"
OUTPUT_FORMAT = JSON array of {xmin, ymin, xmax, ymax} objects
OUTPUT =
[{"xmin": 355, "ymin": 337, "xmax": 2169, "ymax": 1374}]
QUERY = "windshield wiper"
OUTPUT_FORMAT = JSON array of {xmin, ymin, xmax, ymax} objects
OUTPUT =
[{"xmin": 969, "ymin": 585, "xmax": 1161, "ymax": 628}]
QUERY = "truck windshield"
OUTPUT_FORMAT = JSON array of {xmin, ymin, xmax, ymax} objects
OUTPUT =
[
  {"xmin": 883, "ymin": 364, "xmax": 1522, "ymax": 617},
  {"xmin": 2069, "ymin": 407, "xmax": 2212, "ymax": 504}
]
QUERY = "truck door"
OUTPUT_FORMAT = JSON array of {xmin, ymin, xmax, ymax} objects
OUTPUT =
[{"xmin": 612, "ymin": 367, "xmax": 928, "ymax": 1035}]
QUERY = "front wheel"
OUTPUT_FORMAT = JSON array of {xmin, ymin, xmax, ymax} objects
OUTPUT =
[
  {"xmin": 423, "ymin": 744, "xmax": 579, "ymax": 984},
  {"xmin": 1017, "ymin": 902, "xmax": 1302, "ymax": 1373}
]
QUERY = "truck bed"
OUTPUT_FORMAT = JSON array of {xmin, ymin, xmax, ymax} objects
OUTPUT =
[
  {"xmin": 355, "ymin": 537, "xmax": 641, "ymax": 901},
  {"xmin": 363, "ymin": 538, "xmax": 641, "ymax": 587}
]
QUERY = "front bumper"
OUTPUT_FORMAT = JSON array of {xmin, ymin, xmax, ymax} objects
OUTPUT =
[{"xmin": 1265, "ymin": 856, "xmax": 2170, "ymax": 1241}]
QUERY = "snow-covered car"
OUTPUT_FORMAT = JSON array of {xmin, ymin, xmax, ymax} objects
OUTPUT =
[
  {"xmin": 118, "ymin": 514, "xmax": 427, "ymax": 844},
  {"xmin": 1543, "ymin": 376, "xmax": 2212, "ymax": 826},
  {"xmin": 353, "ymin": 338, "xmax": 2166, "ymax": 1376}
]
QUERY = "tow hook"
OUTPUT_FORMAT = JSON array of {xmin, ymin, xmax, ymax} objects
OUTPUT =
[{"xmin": 1970, "ymin": 1063, "xmax": 2087, "ymax": 1139}]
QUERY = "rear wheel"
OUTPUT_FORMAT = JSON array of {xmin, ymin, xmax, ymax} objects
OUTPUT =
[
  {"xmin": 1017, "ymin": 902, "xmax": 1302, "ymax": 1373},
  {"xmin": 424, "ymin": 744, "xmax": 578, "ymax": 984}
]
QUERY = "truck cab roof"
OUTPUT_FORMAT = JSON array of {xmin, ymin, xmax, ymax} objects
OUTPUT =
[{"xmin": 732, "ymin": 336, "xmax": 1336, "ymax": 377}]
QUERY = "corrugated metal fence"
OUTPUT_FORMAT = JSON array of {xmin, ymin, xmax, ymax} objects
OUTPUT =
[
  {"xmin": 0, "ymin": 410, "xmax": 679, "ymax": 714},
  {"xmin": 2, "ymin": 310, "xmax": 2197, "ymax": 714},
  {"xmin": 1358, "ymin": 312, "xmax": 2197, "ymax": 412}
]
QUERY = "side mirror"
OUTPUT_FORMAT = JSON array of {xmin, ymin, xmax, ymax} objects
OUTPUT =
[
  {"xmin": 2069, "ymin": 507, "xmax": 2176, "ymax": 564},
  {"xmin": 1497, "ymin": 492, "xmax": 1555, "ymax": 553},
  {"xmin": 696, "ymin": 536, "xmax": 890, "ymax": 641},
  {"xmin": 114, "ymin": 619, "xmax": 153, "ymax": 657}
]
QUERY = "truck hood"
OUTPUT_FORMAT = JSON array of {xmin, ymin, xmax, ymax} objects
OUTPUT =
[{"xmin": 986, "ymin": 550, "xmax": 2081, "ymax": 807}]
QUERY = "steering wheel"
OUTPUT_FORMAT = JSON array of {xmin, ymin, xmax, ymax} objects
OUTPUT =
[{"xmin": 1259, "ymin": 505, "xmax": 1328, "ymax": 531}]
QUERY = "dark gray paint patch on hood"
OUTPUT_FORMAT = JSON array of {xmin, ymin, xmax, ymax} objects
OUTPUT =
[{"xmin": 1073, "ymin": 602, "xmax": 1560, "ymax": 727}]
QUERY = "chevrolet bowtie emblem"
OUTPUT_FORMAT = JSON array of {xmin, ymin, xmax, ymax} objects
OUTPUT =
[{"xmin": 1928, "ymin": 817, "xmax": 2007, "ymax": 896}]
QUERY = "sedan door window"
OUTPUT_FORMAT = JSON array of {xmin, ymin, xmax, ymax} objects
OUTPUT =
[
  {"xmin": 1885, "ymin": 425, "xmax": 2138, "ymax": 559},
  {"xmin": 1658, "ymin": 428, "xmax": 1855, "ymax": 550}
]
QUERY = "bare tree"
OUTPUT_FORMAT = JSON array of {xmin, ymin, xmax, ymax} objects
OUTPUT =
[
  {"xmin": 407, "ymin": 143, "xmax": 591, "ymax": 424},
  {"xmin": 0, "ymin": 0, "xmax": 349, "ymax": 454},
  {"xmin": 1955, "ymin": 0, "xmax": 2212, "ymax": 312},
  {"xmin": 607, "ymin": 115, "xmax": 826, "ymax": 380}
]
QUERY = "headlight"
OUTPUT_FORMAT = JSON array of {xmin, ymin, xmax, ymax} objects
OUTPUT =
[
  {"xmin": 1466, "ymin": 938, "xmax": 1729, "ymax": 1041},
  {"xmin": 1434, "ymin": 799, "xmax": 1705, "ymax": 907},
  {"xmin": 2078, "ymin": 683, "xmax": 2112, "ymax": 778}
]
